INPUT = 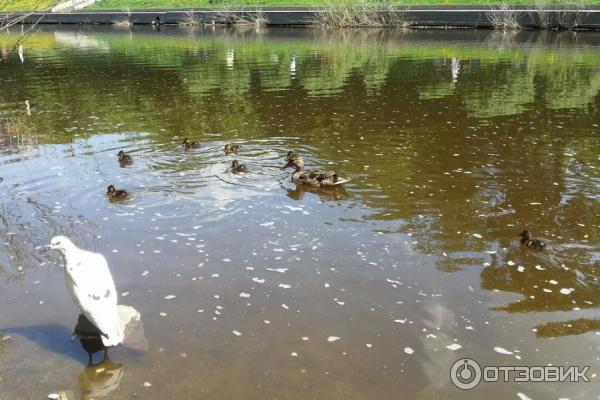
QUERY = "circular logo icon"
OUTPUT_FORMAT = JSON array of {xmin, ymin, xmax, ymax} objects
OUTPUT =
[{"xmin": 450, "ymin": 358, "xmax": 482, "ymax": 390}]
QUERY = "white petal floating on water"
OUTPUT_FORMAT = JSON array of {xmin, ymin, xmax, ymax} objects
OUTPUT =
[
  {"xmin": 560, "ymin": 288, "xmax": 573, "ymax": 295},
  {"xmin": 517, "ymin": 266, "xmax": 525, "ymax": 272},
  {"xmin": 143, "ymin": 382, "xmax": 152, "ymax": 388},
  {"xmin": 327, "ymin": 336, "xmax": 340, "ymax": 342},
  {"xmin": 366, "ymin": 343, "xmax": 373, "ymax": 348},
  {"xmin": 266, "ymin": 268, "xmax": 288, "ymax": 274},
  {"xmin": 446, "ymin": 344, "xmax": 462, "ymax": 351},
  {"xmin": 507, "ymin": 261, "xmax": 516, "ymax": 266},
  {"xmin": 164, "ymin": 295, "xmax": 176, "ymax": 300},
  {"xmin": 279, "ymin": 284, "xmax": 292, "ymax": 289},
  {"xmin": 472, "ymin": 233, "xmax": 482, "ymax": 239},
  {"xmin": 232, "ymin": 330, "xmax": 242, "ymax": 336},
  {"xmin": 404, "ymin": 347, "xmax": 414, "ymax": 355},
  {"xmin": 291, "ymin": 352, "xmax": 298, "ymax": 357},
  {"xmin": 494, "ymin": 347, "xmax": 513, "ymax": 355},
  {"xmin": 252, "ymin": 277, "xmax": 265, "ymax": 284},
  {"xmin": 240, "ymin": 292, "xmax": 251, "ymax": 298},
  {"xmin": 159, "ymin": 312, "xmax": 167, "ymax": 317},
  {"xmin": 394, "ymin": 319, "xmax": 407, "ymax": 324},
  {"xmin": 516, "ymin": 393, "xmax": 532, "ymax": 400}
]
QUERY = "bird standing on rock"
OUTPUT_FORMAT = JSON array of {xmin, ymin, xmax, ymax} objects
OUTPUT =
[{"xmin": 50, "ymin": 236, "xmax": 124, "ymax": 347}]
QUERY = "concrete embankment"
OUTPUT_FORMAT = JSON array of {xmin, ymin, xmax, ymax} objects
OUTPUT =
[{"xmin": 4, "ymin": 6, "xmax": 600, "ymax": 29}]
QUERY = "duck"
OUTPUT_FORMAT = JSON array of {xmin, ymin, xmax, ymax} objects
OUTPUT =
[
  {"xmin": 283, "ymin": 150, "xmax": 304, "ymax": 169},
  {"xmin": 106, "ymin": 185, "xmax": 130, "ymax": 201},
  {"xmin": 182, "ymin": 138, "xmax": 200, "ymax": 149},
  {"xmin": 117, "ymin": 151, "xmax": 133, "ymax": 165},
  {"xmin": 284, "ymin": 154, "xmax": 349, "ymax": 188},
  {"xmin": 231, "ymin": 160, "xmax": 247, "ymax": 173},
  {"xmin": 224, "ymin": 144, "xmax": 241, "ymax": 154},
  {"xmin": 519, "ymin": 230, "xmax": 545, "ymax": 251}
]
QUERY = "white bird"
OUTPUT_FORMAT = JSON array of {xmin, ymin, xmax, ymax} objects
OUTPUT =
[{"xmin": 50, "ymin": 236, "xmax": 124, "ymax": 347}]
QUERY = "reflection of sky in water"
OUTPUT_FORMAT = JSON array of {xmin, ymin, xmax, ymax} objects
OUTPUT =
[{"xmin": 0, "ymin": 27, "xmax": 599, "ymax": 400}]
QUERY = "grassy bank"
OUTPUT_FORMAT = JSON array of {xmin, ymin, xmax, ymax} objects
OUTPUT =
[
  {"xmin": 2, "ymin": 0, "xmax": 600, "ymax": 11},
  {"xmin": 89, "ymin": 0, "xmax": 600, "ymax": 9}
]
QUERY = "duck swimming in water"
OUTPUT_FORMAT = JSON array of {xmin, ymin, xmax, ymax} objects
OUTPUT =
[
  {"xmin": 182, "ymin": 138, "xmax": 200, "ymax": 149},
  {"xmin": 284, "ymin": 153, "xmax": 349, "ymax": 188},
  {"xmin": 231, "ymin": 160, "xmax": 247, "ymax": 173},
  {"xmin": 106, "ymin": 185, "xmax": 130, "ymax": 202},
  {"xmin": 283, "ymin": 151, "xmax": 304, "ymax": 170},
  {"xmin": 224, "ymin": 144, "xmax": 241, "ymax": 154},
  {"xmin": 519, "ymin": 230, "xmax": 545, "ymax": 251},
  {"xmin": 117, "ymin": 151, "xmax": 133, "ymax": 166}
]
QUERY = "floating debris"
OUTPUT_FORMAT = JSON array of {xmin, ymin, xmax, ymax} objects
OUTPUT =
[
  {"xmin": 494, "ymin": 347, "xmax": 513, "ymax": 355},
  {"xmin": 327, "ymin": 336, "xmax": 340, "ymax": 342}
]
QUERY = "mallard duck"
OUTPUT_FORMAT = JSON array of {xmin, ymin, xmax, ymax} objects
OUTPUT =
[
  {"xmin": 182, "ymin": 138, "xmax": 200, "ymax": 149},
  {"xmin": 282, "ymin": 151, "xmax": 304, "ymax": 170},
  {"xmin": 519, "ymin": 230, "xmax": 545, "ymax": 251},
  {"xmin": 106, "ymin": 185, "xmax": 130, "ymax": 201},
  {"xmin": 224, "ymin": 144, "xmax": 241, "ymax": 154},
  {"xmin": 117, "ymin": 151, "xmax": 133, "ymax": 165},
  {"xmin": 284, "ymin": 155, "xmax": 349, "ymax": 188},
  {"xmin": 231, "ymin": 160, "xmax": 247, "ymax": 173}
]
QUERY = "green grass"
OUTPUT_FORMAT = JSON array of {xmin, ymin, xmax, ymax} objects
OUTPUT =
[
  {"xmin": 2, "ymin": 0, "xmax": 600, "ymax": 11},
  {"xmin": 88, "ymin": 0, "xmax": 600, "ymax": 9},
  {"xmin": 0, "ymin": 0, "xmax": 54, "ymax": 10}
]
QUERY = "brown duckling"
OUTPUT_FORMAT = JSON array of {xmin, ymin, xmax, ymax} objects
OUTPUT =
[
  {"xmin": 224, "ymin": 144, "xmax": 241, "ymax": 154},
  {"xmin": 282, "ymin": 151, "xmax": 304, "ymax": 170},
  {"xmin": 284, "ymin": 154, "xmax": 349, "ymax": 188},
  {"xmin": 117, "ymin": 151, "xmax": 133, "ymax": 165},
  {"xmin": 182, "ymin": 138, "xmax": 200, "ymax": 149},
  {"xmin": 519, "ymin": 230, "xmax": 545, "ymax": 251},
  {"xmin": 231, "ymin": 160, "xmax": 247, "ymax": 173},
  {"xmin": 107, "ymin": 185, "xmax": 130, "ymax": 202}
]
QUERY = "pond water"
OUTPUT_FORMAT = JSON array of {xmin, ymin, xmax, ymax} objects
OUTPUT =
[{"xmin": 0, "ymin": 26, "xmax": 599, "ymax": 400}]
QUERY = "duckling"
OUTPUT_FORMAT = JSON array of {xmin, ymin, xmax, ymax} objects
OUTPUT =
[
  {"xmin": 182, "ymin": 138, "xmax": 200, "ymax": 149},
  {"xmin": 519, "ymin": 230, "xmax": 545, "ymax": 251},
  {"xmin": 106, "ymin": 185, "xmax": 130, "ymax": 202},
  {"xmin": 285, "ymin": 156, "xmax": 349, "ymax": 188},
  {"xmin": 117, "ymin": 151, "xmax": 133, "ymax": 165},
  {"xmin": 231, "ymin": 160, "xmax": 247, "ymax": 173},
  {"xmin": 283, "ymin": 151, "xmax": 304, "ymax": 170},
  {"xmin": 224, "ymin": 144, "xmax": 241, "ymax": 154}
]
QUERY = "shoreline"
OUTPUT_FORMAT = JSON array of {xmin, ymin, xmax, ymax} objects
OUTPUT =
[{"xmin": 3, "ymin": 6, "xmax": 600, "ymax": 29}]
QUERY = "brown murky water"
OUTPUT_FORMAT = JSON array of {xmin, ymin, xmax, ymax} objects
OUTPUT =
[{"xmin": 0, "ymin": 26, "xmax": 599, "ymax": 400}]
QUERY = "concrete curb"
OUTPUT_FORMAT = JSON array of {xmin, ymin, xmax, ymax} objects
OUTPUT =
[{"xmin": 2, "ymin": 7, "xmax": 600, "ymax": 29}]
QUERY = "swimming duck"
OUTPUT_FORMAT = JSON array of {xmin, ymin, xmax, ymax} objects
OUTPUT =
[
  {"xmin": 117, "ymin": 151, "xmax": 133, "ymax": 165},
  {"xmin": 519, "ymin": 230, "xmax": 544, "ymax": 251},
  {"xmin": 182, "ymin": 138, "xmax": 200, "ymax": 149},
  {"xmin": 106, "ymin": 185, "xmax": 130, "ymax": 201},
  {"xmin": 231, "ymin": 160, "xmax": 247, "ymax": 173},
  {"xmin": 283, "ymin": 151, "xmax": 304, "ymax": 170},
  {"xmin": 284, "ymin": 155, "xmax": 349, "ymax": 188},
  {"xmin": 224, "ymin": 144, "xmax": 241, "ymax": 154}
]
